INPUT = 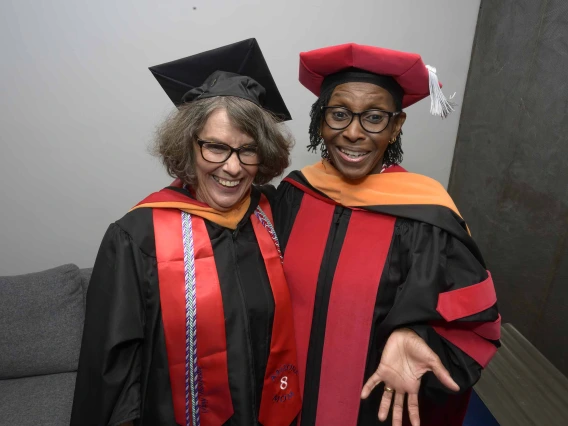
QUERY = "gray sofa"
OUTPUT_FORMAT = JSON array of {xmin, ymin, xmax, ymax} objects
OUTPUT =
[{"xmin": 0, "ymin": 264, "xmax": 92, "ymax": 426}]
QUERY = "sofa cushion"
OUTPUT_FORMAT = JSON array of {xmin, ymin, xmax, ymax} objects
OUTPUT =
[
  {"xmin": 0, "ymin": 264, "xmax": 84, "ymax": 378},
  {"xmin": 79, "ymin": 267, "xmax": 93, "ymax": 306},
  {"xmin": 0, "ymin": 372, "xmax": 76, "ymax": 425}
]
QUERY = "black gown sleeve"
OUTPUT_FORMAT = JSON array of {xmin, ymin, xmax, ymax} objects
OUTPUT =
[
  {"xmin": 272, "ymin": 180, "xmax": 304, "ymax": 254},
  {"xmin": 70, "ymin": 223, "xmax": 148, "ymax": 426},
  {"xmin": 382, "ymin": 220, "xmax": 499, "ymax": 400}
]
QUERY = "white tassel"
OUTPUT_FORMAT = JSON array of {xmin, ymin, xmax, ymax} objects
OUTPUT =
[{"xmin": 426, "ymin": 65, "xmax": 456, "ymax": 118}]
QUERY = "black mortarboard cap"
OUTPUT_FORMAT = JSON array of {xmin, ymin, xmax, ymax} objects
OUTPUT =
[{"xmin": 149, "ymin": 38, "xmax": 292, "ymax": 121}]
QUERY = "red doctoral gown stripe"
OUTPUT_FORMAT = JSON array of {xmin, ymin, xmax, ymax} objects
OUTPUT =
[{"xmin": 284, "ymin": 192, "xmax": 396, "ymax": 424}]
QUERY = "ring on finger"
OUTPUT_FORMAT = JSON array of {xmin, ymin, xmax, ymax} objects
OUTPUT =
[{"xmin": 384, "ymin": 386, "xmax": 394, "ymax": 393}]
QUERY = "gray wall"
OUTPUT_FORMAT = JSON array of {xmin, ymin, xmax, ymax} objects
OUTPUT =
[
  {"xmin": 0, "ymin": 0, "xmax": 481, "ymax": 275},
  {"xmin": 449, "ymin": 1, "xmax": 568, "ymax": 374}
]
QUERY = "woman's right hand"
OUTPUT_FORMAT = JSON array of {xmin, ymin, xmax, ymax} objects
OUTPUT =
[{"xmin": 361, "ymin": 328, "xmax": 460, "ymax": 426}]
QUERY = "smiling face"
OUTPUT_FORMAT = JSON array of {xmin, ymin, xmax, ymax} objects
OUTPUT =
[
  {"xmin": 193, "ymin": 108, "xmax": 258, "ymax": 211},
  {"xmin": 321, "ymin": 82, "xmax": 406, "ymax": 180}
]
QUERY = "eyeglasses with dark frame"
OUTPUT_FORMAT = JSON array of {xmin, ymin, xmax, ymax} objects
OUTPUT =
[
  {"xmin": 321, "ymin": 106, "xmax": 401, "ymax": 134},
  {"xmin": 195, "ymin": 139, "xmax": 261, "ymax": 165}
]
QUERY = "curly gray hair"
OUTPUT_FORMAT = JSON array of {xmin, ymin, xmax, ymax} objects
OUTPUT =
[{"xmin": 153, "ymin": 96, "xmax": 294, "ymax": 186}]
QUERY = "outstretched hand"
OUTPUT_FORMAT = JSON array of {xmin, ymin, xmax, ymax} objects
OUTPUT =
[{"xmin": 360, "ymin": 328, "xmax": 459, "ymax": 426}]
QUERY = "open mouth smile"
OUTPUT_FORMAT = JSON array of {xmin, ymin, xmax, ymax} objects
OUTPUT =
[
  {"xmin": 212, "ymin": 175, "xmax": 241, "ymax": 188},
  {"xmin": 336, "ymin": 146, "xmax": 371, "ymax": 162}
]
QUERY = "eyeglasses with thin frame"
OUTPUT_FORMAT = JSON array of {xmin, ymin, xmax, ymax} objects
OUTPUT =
[
  {"xmin": 196, "ymin": 139, "xmax": 260, "ymax": 165},
  {"xmin": 322, "ymin": 106, "xmax": 401, "ymax": 134}
]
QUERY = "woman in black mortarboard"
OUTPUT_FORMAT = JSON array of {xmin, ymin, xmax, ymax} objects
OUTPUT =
[
  {"xmin": 272, "ymin": 43, "xmax": 500, "ymax": 426},
  {"xmin": 70, "ymin": 39, "xmax": 301, "ymax": 426}
]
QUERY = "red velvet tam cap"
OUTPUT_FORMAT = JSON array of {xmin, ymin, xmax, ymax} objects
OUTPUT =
[{"xmin": 299, "ymin": 43, "xmax": 455, "ymax": 118}]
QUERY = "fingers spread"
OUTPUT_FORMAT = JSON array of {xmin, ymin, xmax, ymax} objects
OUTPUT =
[
  {"xmin": 361, "ymin": 372, "xmax": 382, "ymax": 399},
  {"xmin": 392, "ymin": 392, "xmax": 405, "ymax": 426},
  {"xmin": 407, "ymin": 393, "xmax": 420, "ymax": 426},
  {"xmin": 431, "ymin": 359, "xmax": 460, "ymax": 392},
  {"xmin": 378, "ymin": 386, "xmax": 393, "ymax": 422}
]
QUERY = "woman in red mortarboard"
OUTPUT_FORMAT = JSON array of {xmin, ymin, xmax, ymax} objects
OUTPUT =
[
  {"xmin": 70, "ymin": 39, "xmax": 301, "ymax": 426},
  {"xmin": 272, "ymin": 43, "xmax": 500, "ymax": 426}
]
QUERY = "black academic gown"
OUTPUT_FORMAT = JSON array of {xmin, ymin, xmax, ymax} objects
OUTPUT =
[
  {"xmin": 273, "ymin": 170, "xmax": 500, "ymax": 426},
  {"xmin": 70, "ymin": 187, "xmax": 276, "ymax": 426}
]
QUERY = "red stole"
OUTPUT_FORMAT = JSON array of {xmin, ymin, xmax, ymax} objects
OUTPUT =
[
  {"xmin": 152, "ymin": 195, "xmax": 301, "ymax": 426},
  {"xmin": 284, "ymin": 193, "xmax": 396, "ymax": 425}
]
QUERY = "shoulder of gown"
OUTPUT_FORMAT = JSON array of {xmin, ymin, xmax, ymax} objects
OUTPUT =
[{"xmin": 272, "ymin": 178, "xmax": 306, "ymax": 253}]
